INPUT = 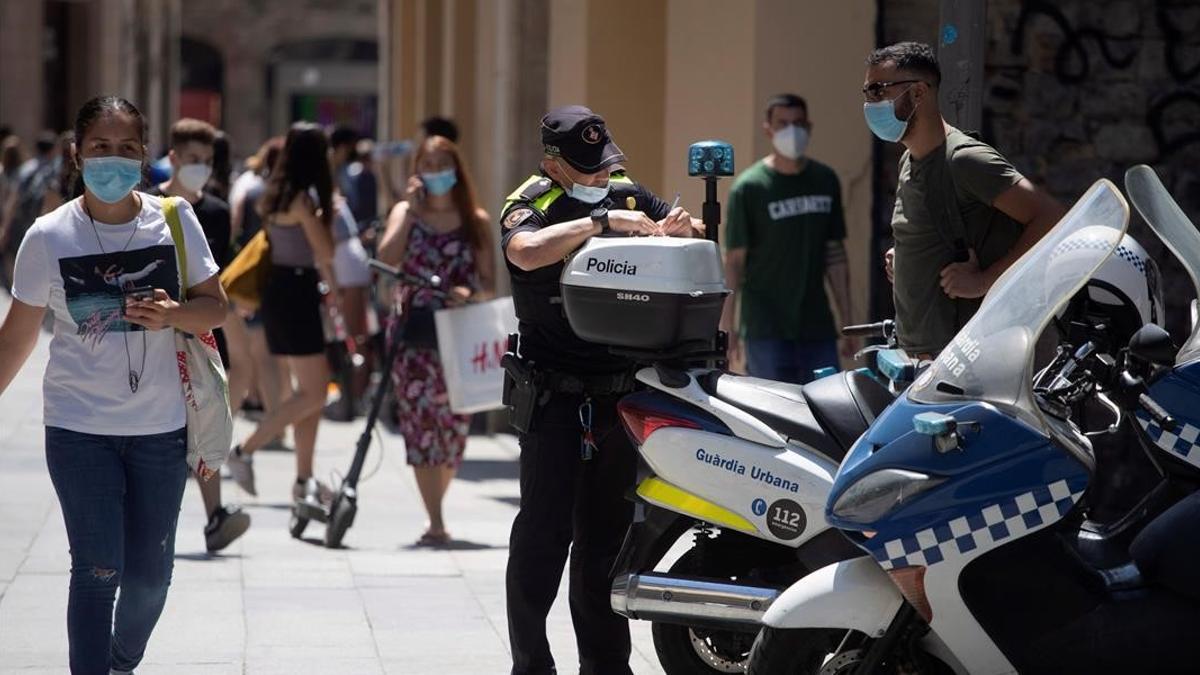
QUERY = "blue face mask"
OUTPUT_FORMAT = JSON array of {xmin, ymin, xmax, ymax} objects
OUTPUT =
[
  {"xmin": 82, "ymin": 156, "xmax": 143, "ymax": 203},
  {"xmin": 420, "ymin": 168, "xmax": 458, "ymax": 196},
  {"xmin": 557, "ymin": 161, "xmax": 609, "ymax": 204},
  {"xmin": 863, "ymin": 88, "xmax": 917, "ymax": 143}
]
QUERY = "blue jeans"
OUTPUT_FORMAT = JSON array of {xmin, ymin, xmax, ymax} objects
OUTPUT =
[
  {"xmin": 746, "ymin": 338, "xmax": 839, "ymax": 385},
  {"xmin": 44, "ymin": 426, "xmax": 188, "ymax": 675}
]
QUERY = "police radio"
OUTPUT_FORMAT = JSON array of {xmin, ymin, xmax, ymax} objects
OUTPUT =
[{"xmin": 687, "ymin": 140, "xmax": 734, "ymax": 243}]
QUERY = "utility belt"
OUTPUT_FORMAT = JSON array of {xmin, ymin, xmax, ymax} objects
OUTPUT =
[{"xmin": 501, "ymin": 333, "xmax": 636, "ymax": 434}]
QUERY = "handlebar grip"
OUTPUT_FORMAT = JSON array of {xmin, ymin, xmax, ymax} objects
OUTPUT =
[
  {"xmin": 367, "ymin": 258, "xmax": 401, "ymax": 277},
  {"xmin": 1139, "ymin": 393, "xmax": 1178, "ymax": 432},
  {"xmin": 367, "ymin": 259, "xmax": 444, "ymax": 289},
  {"xmin": 842, "ymin": 322, "xmax": 887, "ymax": 337}
]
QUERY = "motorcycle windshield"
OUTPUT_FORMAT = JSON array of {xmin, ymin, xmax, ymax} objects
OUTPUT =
[
  {"xmin": 1126, "ymin": 165, "xmax": 1200, "ymax": 365},
  {"xmin": 909, "ymin": 180, "xmax": 1129, "ymax": 429}
]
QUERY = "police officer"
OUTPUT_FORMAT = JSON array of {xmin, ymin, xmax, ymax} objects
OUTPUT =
[{"xmin": 501, "ymin": 106, "xmax": 700, "ymax": 675}]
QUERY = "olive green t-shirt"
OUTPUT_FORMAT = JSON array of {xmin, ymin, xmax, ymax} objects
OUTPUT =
[
  {"xmin": 726, "ymin": 158, "xmax": 845, "ymax": 341},
  {"xmin": 891, "ymin": 128, "xmax": 1024, "ymax": 354}
]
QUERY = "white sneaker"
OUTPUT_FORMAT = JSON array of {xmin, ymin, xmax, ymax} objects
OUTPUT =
[{"xmin": 226, "ymin": 447, "xmax": 257, "ymax": 496}]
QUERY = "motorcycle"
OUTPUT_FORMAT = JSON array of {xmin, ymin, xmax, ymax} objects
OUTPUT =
[
  {"xmin": 746, "ymin": 177, "xmax": 1200, "ymax": 674},
  {"xmin": 606, "ymin": 327, "xmax": 914, "ymax": 673}
]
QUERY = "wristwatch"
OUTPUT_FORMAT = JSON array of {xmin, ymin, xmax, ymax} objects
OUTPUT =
[{"xmin": 591, "ymin": 207, "xmax": 610, "ymax": 235}]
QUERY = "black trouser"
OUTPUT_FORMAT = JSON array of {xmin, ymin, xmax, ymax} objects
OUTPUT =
[{"xmin": 506, "ymin": 392, "xmax": 637, "ymax": 675}]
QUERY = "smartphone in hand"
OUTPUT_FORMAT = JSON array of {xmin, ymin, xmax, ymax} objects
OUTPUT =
[{"xmin": 121, "ymin": 285, "xmax": 156, "ymax": 315}]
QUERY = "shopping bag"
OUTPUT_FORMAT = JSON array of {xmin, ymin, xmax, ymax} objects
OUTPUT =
[
  {"xmin": 434, "ymin": 296, "xmax": 518, "ymax": 414},
  {"xmin": 219, "ymin": 229, "xmax": 270, "ymax": 311},
  {"xmin": 164, "ymin": 198, "xmax": 235, "ymax": 480}
]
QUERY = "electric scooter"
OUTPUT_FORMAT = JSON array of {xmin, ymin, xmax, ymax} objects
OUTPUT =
[
  {"xmin": 746, "ymin": 178, "xmax": 1200, "ymax": 674},
  {"xmin": 290, "ymin": 259, "xmax": 444, "ymax": 548}
]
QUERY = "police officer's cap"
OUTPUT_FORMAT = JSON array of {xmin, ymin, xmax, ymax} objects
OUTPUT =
[{"xmin": 540, "ymin": 106, "xmax": 626, "ymax": 174}]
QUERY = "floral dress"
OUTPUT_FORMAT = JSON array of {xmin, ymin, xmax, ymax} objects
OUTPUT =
[{"xmin": 389, "ymin": 218, "xmax": 476, "ymax": 468}]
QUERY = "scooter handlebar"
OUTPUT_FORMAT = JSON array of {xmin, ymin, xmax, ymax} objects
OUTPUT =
[{"xmin": 368, "ymin": 259, "xmax": 443, "ymax": 289}]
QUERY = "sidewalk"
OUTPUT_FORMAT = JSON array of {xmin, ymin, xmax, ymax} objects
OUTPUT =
[{"xmin": 0, "ymin": 293, "xmax": 666, "ymax": 674}]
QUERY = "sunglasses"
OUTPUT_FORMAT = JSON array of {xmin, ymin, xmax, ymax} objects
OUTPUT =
[{"xmin": 862, "ymin": 79, "xmax": 924, "ymax": 102}]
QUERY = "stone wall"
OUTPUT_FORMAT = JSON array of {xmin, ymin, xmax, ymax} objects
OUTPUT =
[
  {"xmin": 180, "ymin": 0, "xmax": 377, "ymax": 158},
  {"xmin": 878, "ymin": 0, "xmax": 1200, "ymax": 339}
]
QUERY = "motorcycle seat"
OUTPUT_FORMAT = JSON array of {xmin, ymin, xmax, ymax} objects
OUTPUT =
[
  {"xmin": 710, "ymin": 374, "xmax": 843, "ymax": 460},
  {"xmin": 802, "ymin": 370, "xmax": 895, "ymax": 452}
]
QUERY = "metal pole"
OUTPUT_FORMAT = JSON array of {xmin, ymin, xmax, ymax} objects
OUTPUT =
[{"xmin": 938, "ymin": 0, "xmax": 987, "ymax": 131}]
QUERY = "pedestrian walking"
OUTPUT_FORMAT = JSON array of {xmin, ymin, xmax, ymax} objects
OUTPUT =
[
  {"xmin": 0, "ymin": 135, "xmax": 23, "ymax": 288},
  {"xmin": 225, "ymin": 122, "xmax": 337, "ymax": 505},
  {"xmin": 0, "ymin": 95, "xmax": 227, "ymax": 674},
  {"xmin": 865, "ymin": 42, "xmax": 1064, "ymax": 355},
  {"xmin": 720, "ymin": 93, "xmax": 855, "ymax": 383},
  {"xmin": 39, "ymin": 131, "xmax": 78, "ymax": 215},
  {"xmin": 148, "ymin": 117, "xmax": 250, "ymax": 552},
  {"xmin": 204, "ymin": 129, "xmax": 232, "ymax": 202},
  {"xmin": 500, "ymin": 105, "xmax": 701, "ymax": 675},
  {"xmin": 225, "ymin": 137, "xmax": 287, "ymax": 427},
  {"xmin": 376, "ymin": 134, "xmax": 496, "ymax": 546}
]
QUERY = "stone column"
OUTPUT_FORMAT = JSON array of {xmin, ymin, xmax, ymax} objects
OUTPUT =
[{"xmin": 0, "ymin": 0, "xmax": 45, "ymax": 142}]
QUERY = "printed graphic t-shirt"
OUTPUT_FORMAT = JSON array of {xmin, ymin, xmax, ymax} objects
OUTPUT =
[
  {"xmin": 725, "ymin": 158, "xmax": 846, "ymax": 341},
  {"xmin": 11, "ymin": 193, "xmax": 219, "ymax": 435}
]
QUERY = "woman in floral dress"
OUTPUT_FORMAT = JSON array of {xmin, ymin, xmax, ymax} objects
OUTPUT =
[{"xmin": 377, "ymin": 135, "xmax": 495, "ymax": 545}]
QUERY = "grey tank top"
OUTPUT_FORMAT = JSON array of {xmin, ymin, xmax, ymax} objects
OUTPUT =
[{"xmin": 268, "ymin": 221, "xmax": 315, "ymax": 268}]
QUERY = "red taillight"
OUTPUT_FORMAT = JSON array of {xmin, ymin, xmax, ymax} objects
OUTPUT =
[
  {"xmin": 887, "ymin": 565, "xmax": 932, "ymax": 622},
  {"xmin": 617, "ymin": 401, "xmax": 701, "ymax": 445}
]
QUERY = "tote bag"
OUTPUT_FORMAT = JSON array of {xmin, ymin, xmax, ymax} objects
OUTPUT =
[
  {"xmin": 164, "ymin": 198, "xmax": 235, "ymax": 480},
  {"xmin": 434, "ymin": 297, "xmax": 518, "ymax": 414}
]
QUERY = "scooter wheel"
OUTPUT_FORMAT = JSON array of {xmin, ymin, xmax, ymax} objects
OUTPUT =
[
  {"xmin": 289, "ymin": 512, "xmax": 309, "ymax": 539},
  {"xmin": 324, "ymin": 495, "xmax": 358, "ymax": 548}
]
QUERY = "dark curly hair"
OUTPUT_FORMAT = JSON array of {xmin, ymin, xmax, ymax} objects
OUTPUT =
[{"xmin": 866, "ymin": 41, "xmax": 942, "ymax": 87}]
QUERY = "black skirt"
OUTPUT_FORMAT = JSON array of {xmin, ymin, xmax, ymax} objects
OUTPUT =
[{"xmin": 261, "ymin": 265, "xmax": 325, "ymax": 356}]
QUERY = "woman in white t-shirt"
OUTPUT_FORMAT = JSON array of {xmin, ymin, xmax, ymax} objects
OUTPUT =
[{"xmin": 0, "ymin": 96, "xmax": 226, "ymax": 675}]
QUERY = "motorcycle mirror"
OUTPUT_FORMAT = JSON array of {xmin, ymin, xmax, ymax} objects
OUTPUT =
[{"xmin": 1128, "ymin": 323, "xmax": 1176, "ymax": 367}]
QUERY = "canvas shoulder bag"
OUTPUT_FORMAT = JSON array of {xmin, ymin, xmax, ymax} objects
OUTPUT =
[{"xmin": 163, "ymin": 197, "xmax": 235, "ymax": 480}]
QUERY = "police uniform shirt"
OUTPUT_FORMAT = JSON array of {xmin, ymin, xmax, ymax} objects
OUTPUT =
[{"xmin": 500, "ymin": 171, "xmax": 672, "ymax": 374}]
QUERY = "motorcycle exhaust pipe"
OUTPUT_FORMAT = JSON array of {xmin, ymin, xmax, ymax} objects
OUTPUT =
[{"xmin": 611, "ymin": 573, "xmax": 779, "ymax": 626}]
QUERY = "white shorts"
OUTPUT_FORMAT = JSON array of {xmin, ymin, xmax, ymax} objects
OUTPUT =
[{"xmin": 333, "ymin": 237, "xmax": 372, "ymax": 288}]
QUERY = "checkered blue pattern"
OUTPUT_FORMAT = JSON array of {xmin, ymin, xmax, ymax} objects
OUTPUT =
[
  {"xmin": 1115, "ymin": 245, "xmax": 1148, "ymax": 273},
  {"xmin": 1048, "ymin": 237, "xmax": 1145, "ymax": 273},
  {"xmin": 868, "ymin": 479, "xmax": 1086, "ymax": 570},
  {"xmin": 1136, "ymin": 414, "xmax": 1200, "ymax": 467}
]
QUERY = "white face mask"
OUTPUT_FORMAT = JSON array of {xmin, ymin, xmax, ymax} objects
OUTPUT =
[
  {"xmin": 177, "ymin": 163, "xmax": 212, "ymax": 193},
  {"xmin": 556, "ymin": 160, "xmax": 610, "ymax": 204},
  {"xmin": 772, "ymin": 125, "xmax": 810, "ymax": 160}
]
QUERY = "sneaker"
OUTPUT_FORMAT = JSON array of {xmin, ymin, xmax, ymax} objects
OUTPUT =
[
  {"xmin": 226, "ymin": 446, "xmax": 257, "ymax": 496},
  {"xmin": 295, "ymin": 477, "xmax": 334, "ymax": 506},
  {"xmin": 204, "ymin": 506, "xmax": 251, "ymax": 553}
]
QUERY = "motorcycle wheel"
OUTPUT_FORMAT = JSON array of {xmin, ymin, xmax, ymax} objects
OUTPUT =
[
  {"xmin": 650, "ymin": 548, "xmax": 760, "ymax": 674},
  {"xmin": 745, "ymin": 628, "xmax": 851, "ymax": 675},
  {"xmin": 324, "ymin": 494, "xmax": 357, "ymax": 548},
  {"xmin": 747, "ymin": 627, "xmax": 954, "ymax": 675},
  {"xmin": 289, "ymin": 511, "xmax": 309, "ymax": 540}
]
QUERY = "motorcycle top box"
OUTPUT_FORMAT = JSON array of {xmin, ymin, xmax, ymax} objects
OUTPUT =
[{"xmin": 561, "ymin": 236, "xmax": 728, "ymax": 351}]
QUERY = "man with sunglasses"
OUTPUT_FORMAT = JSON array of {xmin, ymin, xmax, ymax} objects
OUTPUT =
[{"xmin": 864, "ymin": 41, "xmax": 1064, "ymax": 356}]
